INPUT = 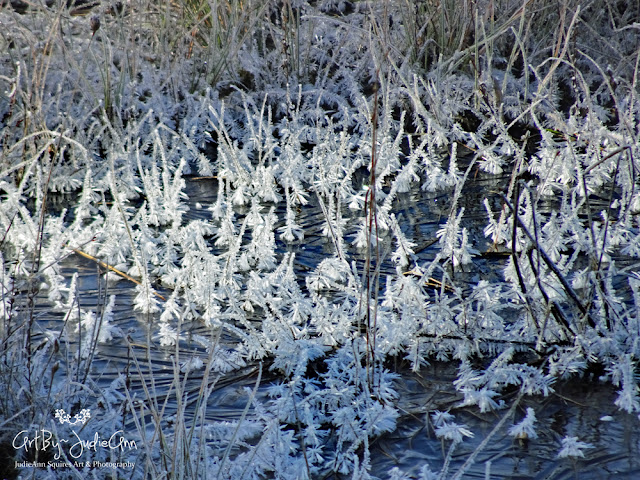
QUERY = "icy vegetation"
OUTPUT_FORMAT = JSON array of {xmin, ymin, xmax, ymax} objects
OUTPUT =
[{"xmin": 1, "ymin": 0, "xmax": 639, "ymax": 478}]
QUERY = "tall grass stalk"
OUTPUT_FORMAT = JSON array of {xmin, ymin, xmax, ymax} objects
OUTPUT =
[{"xmin": 361, "ymin": 77, "xmax": 381, "ymax": 392}]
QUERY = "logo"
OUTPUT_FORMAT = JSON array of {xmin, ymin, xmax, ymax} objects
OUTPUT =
[
  {"xmin": 54, "ymin": 408, "xmax": 91, "ymax": 426},
  {"xmin": 13, "ymin": 407, "xmax": 136, "ymax": 471}
]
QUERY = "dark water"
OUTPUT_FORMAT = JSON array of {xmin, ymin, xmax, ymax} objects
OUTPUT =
[{"xmin": 371, "ymin": 363, "xmax": 640, "ymax": 479}]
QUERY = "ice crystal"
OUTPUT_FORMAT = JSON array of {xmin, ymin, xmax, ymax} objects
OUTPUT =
[
  {"xmin": 434, "ymin": 421, "xmax": 474, "ymax": 444},
  {"xmin": 508, "ymin": 407, "xmax": 539, "ymax": 440},
  {"xmin": 557, "ymin": 436, "xmax": 594, "ymax": 459}
]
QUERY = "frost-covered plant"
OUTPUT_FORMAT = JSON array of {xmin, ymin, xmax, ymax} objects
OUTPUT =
[
  {"xmin": 508, "ymin": 407, "xmax": 538, "ymax": 440},
  {"xmin": 557, "ymin": 436, "xmax": 594, "ymax": 459}
]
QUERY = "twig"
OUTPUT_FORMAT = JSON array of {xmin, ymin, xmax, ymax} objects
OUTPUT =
[
  {"xmin": 526, "ymin": 248, "xmax": 572, "ymax": 342},
  {"xmin": 416, "ymin": 331, "xmax": 551, "ymax": 348},
  {"xmin": 509, "ymin": 181, "xmax": 542, "ymax": 334},
  {"xmin": 501, "ymin": 195, "xmax": 596, "ymax": 329},
  {"xmin": 449, "ymin": 391, "xmax": 524, "ymax": 480},
  {"xmin": 219, "ymin": 362, "xmax": 263, "ymax": 480},
  {"xmin": 64, "ymin": 243, "xmax": 166, "ymax": 301}
]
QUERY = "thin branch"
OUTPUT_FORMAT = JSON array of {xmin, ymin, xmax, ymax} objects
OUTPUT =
[
  {"xmin": 501, "ymin": 195, "xmax": 596, "ymax": 329},
  {"xmin": 64, "ymin": 243, "xmax": 166, "ymax": 301}
]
